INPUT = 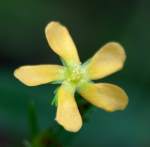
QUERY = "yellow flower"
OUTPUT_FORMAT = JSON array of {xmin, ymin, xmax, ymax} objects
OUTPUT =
[{"xmin": 14, "ymin": 21, "xmax": 128, "ymax": 132}]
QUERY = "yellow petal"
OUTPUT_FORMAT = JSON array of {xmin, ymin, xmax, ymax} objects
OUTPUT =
[
  {"xmin": 86, "ymin": 42, "xmax": 126, "ymax": 80},
  {"xmin": 78, "ymin": 82, "xmax": 128, "ymax": 112},
  {"xmin": 56, "ymin": 84, "xmax": 82, "ymax": 132},
  {"xmin": 14, "ymin": 65, "xmax": 64, "ymax": 86},
  {"xmin": 45, "ymin": 21, "xmax": 80, "ymax": 64}
]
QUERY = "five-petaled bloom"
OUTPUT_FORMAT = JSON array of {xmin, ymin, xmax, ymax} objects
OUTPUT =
[{"xmin": 14, "ymin": 21, "xmax": 128, "ymax": 132}]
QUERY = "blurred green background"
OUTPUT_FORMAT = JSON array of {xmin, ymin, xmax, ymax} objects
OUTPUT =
[{"xmin": 0, "ymin": 0, "xmax": 150, "ymax": 146}]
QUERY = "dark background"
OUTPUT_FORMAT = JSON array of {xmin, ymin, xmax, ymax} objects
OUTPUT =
[{"xmin": 0, "ymin": 0, "xmax": 150, "ymax": 146}]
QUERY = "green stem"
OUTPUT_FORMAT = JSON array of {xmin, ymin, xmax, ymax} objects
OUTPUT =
[{"xmin": 28, "ymin": 100, "xmax": 39, "ymax": 140}]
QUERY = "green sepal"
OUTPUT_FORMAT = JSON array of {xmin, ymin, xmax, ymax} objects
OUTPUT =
[
  {"xmin": 51, "ymin": 87, "xmax": 59, "ymax": 106},
  {"xmin": 60, "ymin": 57, "xmax": 68, "ymax": 67},
  {"xmin": 82, "ymin": 57, "xmax": 91, "ymax": 67},
  {"xmin": 51, "ymin": 80, "xmax": 63, "ymax": 85}
]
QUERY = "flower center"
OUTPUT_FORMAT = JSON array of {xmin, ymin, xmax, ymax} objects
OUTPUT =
[
  {"xmin": 65, "ymin": 64, "xmax": 85, "ymax": 86},
  {"xmin": 70, "ymin": 65, "xmax": 81, "ymax": 82}
]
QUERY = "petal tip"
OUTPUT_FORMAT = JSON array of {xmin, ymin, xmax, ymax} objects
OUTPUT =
[
  {"xmin": 14, "ymin": 67, "xmax": 34, "ymax": 87},
  {"xmin": 45, "ymin": 21, "xmax": 62, "ymax": 34},
  {"xmin": 13, "ymin": 66, "xmax": 39, "ymax": 86},
  {"xmin": 106, "ymin": 93, "xmax": 128, "ymax": 112},
  {"xmin": 13, "ymin": 67, "xmax": 22, "ymax": 80},
  {"xmin": 107, "ymin": 41, "xmax": 127, "ymax": 61},
  {"xmin": 55, "ymin": 118, "xmax": 82, "ymax": 133}
]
